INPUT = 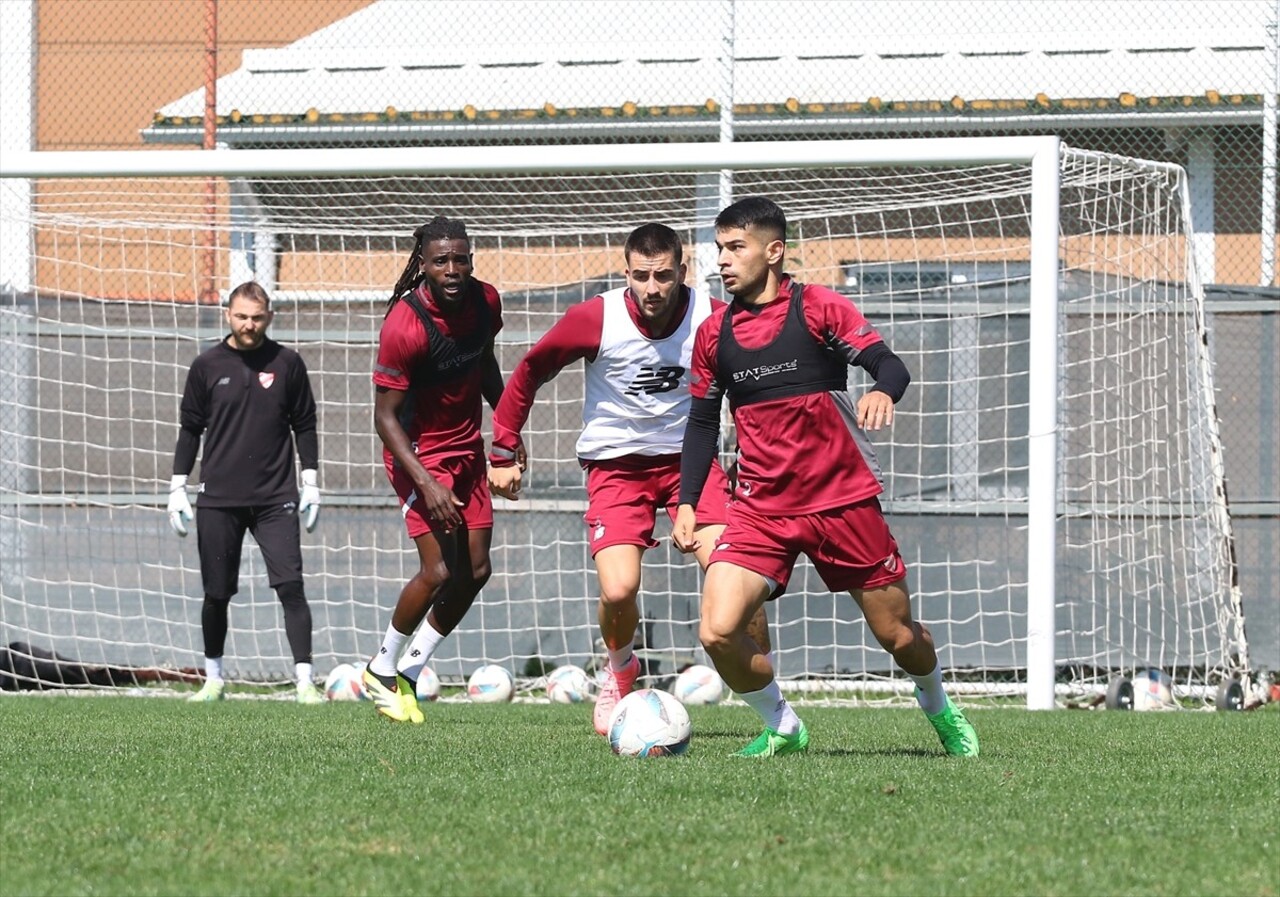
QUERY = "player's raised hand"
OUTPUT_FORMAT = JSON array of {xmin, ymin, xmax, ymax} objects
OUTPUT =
[
  {"xmin": 671, "ymin": 503, "xmax": 700, "ymax": 554},
  {"xmin": 167, "ymin": 474, "xmax": 193, "ymax": 537},
  {"xmin": 855, "ymin": 390, "xmax": 895, "ymax": 431},
  {"xmin": 488, "ymin": 464, "xmax": 522, "ymax": 501},
  {"xmin": 298, "ymin": 469, "xmax": 321, "ymax": 533}
]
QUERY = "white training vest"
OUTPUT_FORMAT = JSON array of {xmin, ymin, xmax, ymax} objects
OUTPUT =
[{"xmin": 575, "ymin": 287, "xmax": 711, "ymax": 460}]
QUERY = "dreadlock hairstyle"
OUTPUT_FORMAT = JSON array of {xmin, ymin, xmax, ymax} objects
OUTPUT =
[{"xmin": 387, "ymin": 216, "xmax": 472, "ymax": 313}]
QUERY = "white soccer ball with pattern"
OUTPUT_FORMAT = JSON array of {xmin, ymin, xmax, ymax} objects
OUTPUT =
[
  {"xmin": 607, "ymin": 688, "xmax": 692, "ymax": 757},
  {"xmin": 323, "ymin": 663, "xmax": 367, "ymax": 702},
  {"xmin": 1132, "ymin": 668, "xmax": 1176, "ymax": 711},
  {"xmin": 546, "ymin": 664, "xmax": 592, "ymax": 703},
  {"xmin": 672, "ymin": 664, "xmax": 727, "ymax": 705},
  {"xmin": 415, "ymin": 666, "xmax": 441, "ymax": 701},
  {"xmin": 467, "ymin": 664, "xmax": 514, "ymax": 703}
]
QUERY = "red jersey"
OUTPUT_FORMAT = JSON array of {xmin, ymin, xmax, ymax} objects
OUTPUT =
[
  {"xmin": 373, "ymin": 280, "xmax": 502, "ymax": 463},
  {"xmin": 689, "ymin": 276, "xmax": 887, "ymax": 515}
]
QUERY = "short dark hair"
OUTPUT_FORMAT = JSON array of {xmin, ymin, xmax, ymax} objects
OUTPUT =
[
  {"xmin": 624, "ymin": 223, "xmax": 683, "ymax": 266},
  {"xmin": 715, "ymin": 196, "xmax": 786, "ymax": 243},
  {"xmin": 228, "ymin": 281, "xmax": 271, "ymax": 308}
]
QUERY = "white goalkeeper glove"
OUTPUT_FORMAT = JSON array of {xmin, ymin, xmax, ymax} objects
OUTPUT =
[
  {"xmin": 167, "ymin": 474, "xmax": 193, "ymax": 537},
  {"xmin": 299, "ymin": 469, "xmax": 320, "ymax": 533}
]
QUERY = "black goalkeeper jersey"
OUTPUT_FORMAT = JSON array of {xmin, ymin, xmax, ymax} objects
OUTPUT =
[{"xmin": 175, "ymin": 337, "xmax": 318, "ymax": 508}]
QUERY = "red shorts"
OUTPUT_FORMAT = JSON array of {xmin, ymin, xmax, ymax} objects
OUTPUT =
[
  {"xmin": 584, "ymin": 455, "xmax": 731, "ymax": 555},
  {"xmin": 709, "ymin": 496, "xmax": 907, "ymax": 594},
  {"xmin": 385, "ymin": 450, "xmax": 492, "ymax": 540}
]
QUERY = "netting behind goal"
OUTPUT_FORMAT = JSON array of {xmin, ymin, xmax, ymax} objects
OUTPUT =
[{"xmin": 0, "ymin": 141, "xmax": 1248, "ymax": 704}]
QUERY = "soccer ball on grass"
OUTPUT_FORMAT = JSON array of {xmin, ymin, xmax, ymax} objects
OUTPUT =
[
  {"xmin": 607, "ymin": 688, "xmax": 691, "ymax": 757},
  {"xmin": 467, "ymin": 664, "xmax": 514, "ymax": 703},
  {"xmin": 546, "ymin": 664, "xmax": 593, "ymax": 703},
  {"xmin": 323, "ymin": 663, "xmax": 367, "ymax": 702},
  {"xmin": 671, "ymin": 663, "xmax": 727, "ymax": 705}
]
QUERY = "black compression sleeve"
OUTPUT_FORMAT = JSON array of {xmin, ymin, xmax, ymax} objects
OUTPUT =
[
  {"xmin": 679, "ymin": 396, "xmax": 722, "ymax": 507},
  {"xmin": 172, "ymin": 426, "xmax": 201, "ymax": 476},
  {"xmin": 857, "ymin": 341, "xmax": 911, "ymax": 403},
  {"xmin": 295, "ymin": 427, "xmax": 319, "ymax": 472}
]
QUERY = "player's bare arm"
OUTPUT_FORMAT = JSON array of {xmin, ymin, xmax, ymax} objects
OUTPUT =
[{"xmin": 374, "ymin": 384, "xmax": 463, "ymax": 527}]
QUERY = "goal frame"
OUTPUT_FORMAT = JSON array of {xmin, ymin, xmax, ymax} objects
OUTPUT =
[{"xmin": 2, "ymin": 135, "xmax": 1233, "ymax": 710}]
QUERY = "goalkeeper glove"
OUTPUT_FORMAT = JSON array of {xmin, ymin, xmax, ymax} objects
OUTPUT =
[
  {"xmin": 299, "ymin": 469, "xmax": 320, "ymax": 533},
  {"xmin": 167, "ymin": 475, "xmax": 193, "ymax": 537}
]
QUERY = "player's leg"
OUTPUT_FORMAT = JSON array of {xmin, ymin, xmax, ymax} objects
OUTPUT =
[
  {"xmin": 364, "ymin": 527, "xmax": 448, "ymax": 723},
  {"xmin": 591, "ymin": 543, "xmax": 645, "ymax": 734},
  {"xmin": 397, "ymin": 525, "xmax": 493, "ymax": 690},
  {"xmin": 692, "ymin": 524, "xmax": 773, "ymax": 659},
  {"xmin": 852, "ymin": 579, "xmax": 978, "ymax": 757},
  {"xmin": 700, "ymin": 560, "xmax": 807, "ymax": 757},
  {"xmin": 189, "ymin": 506, "xmax": 247, "ymax": 701},
  {"xmin": 584, "ymin": 460, "xmax": 664, "ymax": 734},
  {"xmin": 252, "ymin": 504, "xmax": 322, "ymax": 704},
  {"xmin": 817, "ymin": 498, "xmax": 978, "ymax": 757}
]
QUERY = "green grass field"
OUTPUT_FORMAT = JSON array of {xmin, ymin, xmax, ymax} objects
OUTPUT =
[{"xmin": 0, "ymin": 694, "xmax": 1275, "ymax": 897}]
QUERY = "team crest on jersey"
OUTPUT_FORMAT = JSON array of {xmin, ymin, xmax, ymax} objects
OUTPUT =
[{"xmin": 258, "ymin": 372, "xmax": 276, "ymax": 389}]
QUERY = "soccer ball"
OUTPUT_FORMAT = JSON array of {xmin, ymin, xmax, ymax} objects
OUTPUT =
[
  {"xmin": 415, "ymin": 666, "xmax": 440, "ymax": 702},
  {"xmin": 323, "ymin": 663, "xmax": 367, "ymax": 702},
  {"xmin": 1132, "ymin": 669, "xmax": 1176, "ymax": 711},
  {"xmin": 546, "ymin": 664, "xmax": 592, "ymax": 703},
  {"xmin": 607, "ymin": 688, "xmax": 692, "ymax": 757},
  {"xmin": 467, "ymin": 664, "xmax": 514, "ymax": 703},
  {"xmin": 671, "ymin": 663, "xmax": 727, "ymax": 705}
]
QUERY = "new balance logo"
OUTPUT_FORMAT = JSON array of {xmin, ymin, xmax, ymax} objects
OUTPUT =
[
  {"xmin": 882, "ymin": 554, "xmax": 901, "ymax": 575},
  {"xmin": 625, "ymin": 365, "xmax": 684, "ymax": 396},
  {"xmin": 409, "ymin": 649, "xmax": 421, "ymax": 658},
  {"xmin": 216, "ymin": 376, "xmax": 231, "ymax": 386}
]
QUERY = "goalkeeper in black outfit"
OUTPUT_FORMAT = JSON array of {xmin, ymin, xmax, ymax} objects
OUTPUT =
[{"xmin": 167, "ymin": 281, "xmax": 324, "ymax": 704}]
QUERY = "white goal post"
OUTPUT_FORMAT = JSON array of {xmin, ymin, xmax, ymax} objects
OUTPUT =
[{"xmin": 0, "ymin": 137, "xmax": 1249, "ymax": 708}]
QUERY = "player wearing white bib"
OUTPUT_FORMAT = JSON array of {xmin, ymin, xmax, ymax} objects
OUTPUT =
[{"xmin": 489, "ymin": 223, "xmax": 771, "ymax": 735}]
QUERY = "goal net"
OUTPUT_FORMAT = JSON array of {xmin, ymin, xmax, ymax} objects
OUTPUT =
[{"xmin": 0, "ymin": 139, "xmax": 1249, "ymax": 706}]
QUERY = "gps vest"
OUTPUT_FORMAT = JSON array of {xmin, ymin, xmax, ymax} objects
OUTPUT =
[{"xmin": 716, "ymin": 280, "xmax": 847, "ymax": 409}]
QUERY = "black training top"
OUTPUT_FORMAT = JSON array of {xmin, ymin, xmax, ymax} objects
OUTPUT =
[{"xmin": 173, "ymin": 337, "xmax": 319, "ymax": 508}]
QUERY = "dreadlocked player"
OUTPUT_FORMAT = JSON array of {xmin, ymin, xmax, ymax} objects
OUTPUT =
[{"xmin": 363, "ymin": 216, "xmax": 520, "ymax": 723}]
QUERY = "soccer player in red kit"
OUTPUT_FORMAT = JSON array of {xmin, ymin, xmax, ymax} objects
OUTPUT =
[
  {"xmin": 488, "ymin": 223, "xmax": 770, "ymax": 736},
  {"xmin": 673, "ymin": 197, "xmax": 979, "ymax": 758},
  {"xmin": 364, "ymin": 216, "xmax": 518, "ymax": 723}
]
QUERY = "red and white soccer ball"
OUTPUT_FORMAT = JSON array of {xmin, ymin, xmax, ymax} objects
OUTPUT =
[
  {"xmin": 671, "ymin": 663, "xmax": 727, "ymax": 706},
  {"xmin": 467, "ymin": 664, "xmax": 514, "ymax": 703},
  {"xmin": 607, "ymin": 688, "xmax": 692, "ymax": 757},
  {"xmin": 1132, "ymin": 669, "xmax": 1176, "ymax": 711},
  {"xmin": 546, "ymin": 664, "xmax": 592, "ymax": 704},
  {"xmin": 323, "ymin": 662, "xmax": 367, "ymax": 702},
  {"xmin": 415, "ymin": 666, "xmax": 441, "ymax": 702}
]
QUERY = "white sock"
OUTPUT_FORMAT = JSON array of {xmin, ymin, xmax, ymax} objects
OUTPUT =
[
  {"xmin": 295, "ymin": 662, "xmax": 313, "ymax": 686},
  {"xmin": 205, "ymin": 656, "xmax": 224, "ymax": 681},
  {"xmin": 397, "ymin": 621, "xmax": 445, "ymax": 683},
  {"xmin": 369, "ymin": 623, "xmax": 409, "ymax": 678},
  {"xmin": 607, "ymin": 641, "xmax": 635, "ymax": 672},
  {"xmin": 738, "ymin": 680, "xmax": 801, "ymax": 735},
  {"xmin": 909, "ymin": 664, "xmax": 947, "ymax": 715}
]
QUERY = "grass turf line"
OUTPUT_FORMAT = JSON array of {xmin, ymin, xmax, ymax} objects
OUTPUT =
[{"xmin": 0, "ymin": 696, "xmax": 1275, "ymax": 897}]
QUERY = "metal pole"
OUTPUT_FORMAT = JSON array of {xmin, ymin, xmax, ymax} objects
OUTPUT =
[
  {"xmin": 1261, "ymin": 3, "xmax": 1278, "ymax": 286},
  {"xmin": 201, "ymin": 0, "xmax": 218, "ymax": 304}
]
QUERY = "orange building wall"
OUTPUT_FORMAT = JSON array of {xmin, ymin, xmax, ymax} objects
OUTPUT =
[{"xmin": 36, "ymin": 0, "xmax": 375, "ymax": 151}]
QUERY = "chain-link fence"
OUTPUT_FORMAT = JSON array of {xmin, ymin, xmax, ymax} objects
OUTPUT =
[{"xmin": 3, "ymin": 0, "xmax": 1276, "ymax": 675}]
